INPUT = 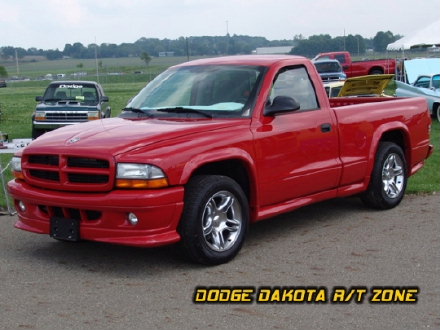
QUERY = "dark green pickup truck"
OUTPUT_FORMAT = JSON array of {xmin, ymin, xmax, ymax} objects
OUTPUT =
[{"xmin": 32, "ymin": 81, "xmax": 111, "ymax": 139}]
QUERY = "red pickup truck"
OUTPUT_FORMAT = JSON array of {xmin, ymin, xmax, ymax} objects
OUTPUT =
[
  {"xmin": 8, "ymin": 55, "xmax": 432, "ymax": 265},
  {"xmin": 313, "ymin": 51, "xmax": 396, "ymax": 78}
]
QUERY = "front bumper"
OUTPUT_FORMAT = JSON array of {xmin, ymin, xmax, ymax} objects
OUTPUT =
[
  {"xmin": 33, "ymin": 121, "xmax": 85, "ymax": 130},
  {"xmin": 7, "ymin": 179, "xmax": 184, "ymax": 247}
]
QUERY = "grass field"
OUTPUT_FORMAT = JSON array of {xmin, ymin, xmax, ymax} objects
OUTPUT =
[
  {"xmin": 1, "ymin": 56, "xmax": 439, "ymax": 209},
  {"xmin": 1, "ymin": 56, "xmax": 193, "ymax": 79},
  {"xmin": 407, "ymin": 120, "xmax": 440, "ymax": 193}
]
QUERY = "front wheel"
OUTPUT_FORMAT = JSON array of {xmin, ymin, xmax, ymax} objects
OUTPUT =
[
  {"xmin": 361, "ymin": 142, "xmax": 407, "ymax": 209},
  {"xmin": 104, "ymin": 107, "xmax": 112, "ymax": 118},
  {"xmin": 179, "ymin": 175, "xmax": 249, "ymax": 265},
  {"xmin": 32, "ymin": 127, "xmax": 44, "ymax": 139}
]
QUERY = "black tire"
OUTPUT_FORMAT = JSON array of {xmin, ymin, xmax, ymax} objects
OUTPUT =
[
  {"xmin": 369, "ymin": 69, "xmax": 383, "ymax": 75},
  {"xmin": 104, "ymin": 107, "xmax": 112, "ymax": 118},
  {"xmin": 179, "ymin": 175, "xmax": 249, "ymax": 265},
  {"xmin": 434, "ymin": 104, "xmax": 440, "ymax": 123},
  {"xmin": 361, "ymin": 142, "xmax": 407, "ymax": 209},
  {"xmin": 32, "ymin": 127, "xmax": 43, "ymax": 139}
]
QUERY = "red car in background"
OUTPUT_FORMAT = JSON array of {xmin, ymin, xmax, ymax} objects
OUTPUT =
[{"xmin": 313, "ymin": 51, "xmax": 396, "ymax": 78}]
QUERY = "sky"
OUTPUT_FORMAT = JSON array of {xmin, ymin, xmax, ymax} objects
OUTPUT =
[{"xmin": 1, "ymin": 0, "xmax": 439, "ymax": 50}]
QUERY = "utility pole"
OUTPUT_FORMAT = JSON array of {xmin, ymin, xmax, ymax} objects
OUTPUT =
[
  {"xmin": 95, "ymin": 37, "xmax": 99, "ymax": 83},
  {"xmin": 226, "ymin": 20, "xmax": 230, "ymax": 55},
  {"xmin": 15, "ymin": 49, "xmax": 20, "ymax": 76},
  {"xmin": 343, "ymin": 28, "xmax": 346, "ymax": 51},
  {"xmin": 185, "ymin": 37, "xmax": 190, "ymax": 62},
  {"xmin": 357, "ymin": 37, "xmax": 360, "ymax": 56}
]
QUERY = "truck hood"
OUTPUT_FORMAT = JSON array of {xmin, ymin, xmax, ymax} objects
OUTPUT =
[
  {"xmin": 25, "ymin": 117, "xmax": 247, "ymax": 156},
  {"xmin": 402, "ymin": 58, "xmax": 440, "ymax": 84},
  {"xmin": 338, "ymin": 74, "xmax": 394, "ymax": 97}
]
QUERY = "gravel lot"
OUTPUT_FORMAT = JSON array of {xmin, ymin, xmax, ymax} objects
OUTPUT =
[{"xmin": 0, "ymin": 193, "xmax": 439, "ymax": 330}]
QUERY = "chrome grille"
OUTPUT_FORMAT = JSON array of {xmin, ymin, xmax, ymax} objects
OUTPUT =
[{"xmin": 45, "ymin": 112, "xmax": 88, "ymax": 121}]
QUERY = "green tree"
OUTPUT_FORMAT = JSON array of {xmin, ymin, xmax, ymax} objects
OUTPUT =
[
  {"xmin": 345, "ymin": 34, "xmax": 366, "ymax": 55},
  {"xmin": 46, "ymin": 49, "xmax": 63, "ymax": 60},
  {"xmin": 373, "ymin": 31, "xmax": 398, "ymax": 52},
  {"xmin": 0, "ymin": 46, "xmax": 26, "ymax": 59},
  {"xmin": 0, "ymin": 65, "xmax": 8, "ymax": 77},
  {"xmin": 64, "ymin": 42, "xmax": 87, "ymax": 58},
  {"xmin": 140, "ymin": 52, "xmax": 151, "ymax": 66}
]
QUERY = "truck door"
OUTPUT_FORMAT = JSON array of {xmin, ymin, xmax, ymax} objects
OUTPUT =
[{"xmin": 254, "ymin": 65, "xmax": 342, "ymax": 206}]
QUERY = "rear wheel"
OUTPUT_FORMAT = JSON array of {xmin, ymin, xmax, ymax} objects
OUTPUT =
[
  {"xmin": 361, "ymin": 142, "xmax": 407, "ymax": 209},
  {"xmin": 434, "ymin": 104, "xmax": 440, "ymax": 123},
  {"xmin": 179, "ymin": 175, "xmax": 249, "ymax": 265},
  {"xmin": 369, "ymin": 68, "xmax": 383, "ymax": 75}
]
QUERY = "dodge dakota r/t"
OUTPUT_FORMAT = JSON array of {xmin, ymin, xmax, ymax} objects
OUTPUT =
[{"xmin": 8, "ymin": 55, "xmax": 433, "ymax": 265}]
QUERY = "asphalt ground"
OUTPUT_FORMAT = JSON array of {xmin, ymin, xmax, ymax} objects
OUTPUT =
[{"xmin": 0, "ymin": 193, "xmax": 439, "ymax": 330}]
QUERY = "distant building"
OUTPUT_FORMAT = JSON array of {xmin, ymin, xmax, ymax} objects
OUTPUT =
[
  {"xmin": 158, "ymin": 51, "xmax": 175, "ymax": 57},
  {"xmin": 253, "ymin": 46, "xmax": 293, "ymax": 55}
]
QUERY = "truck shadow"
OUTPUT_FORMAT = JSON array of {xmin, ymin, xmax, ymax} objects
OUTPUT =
[
  {"xmin": 247, "ymin": 196, "xmax": 366, "ymax": 245},
  {"xmin": 22, "ymin": 196, "xmax": 374, "ymax": 275}
]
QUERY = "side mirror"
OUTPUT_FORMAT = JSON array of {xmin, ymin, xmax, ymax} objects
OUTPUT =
[
  {"xmin": 101, "ymin": 96, "xmax": 109, "ymax": 102},
  {"xmin": 264, "ymin": 96, "xmax": 300, "ymax": 116},
  {"xmin": 343, "ymin": 65, "xmax": 349, "ymax": 70},
  {"xmin": 35, "ymin": 96, "xmax": 43, "ymax": 102}
]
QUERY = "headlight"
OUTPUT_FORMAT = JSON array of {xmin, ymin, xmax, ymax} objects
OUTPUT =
[
  {"xmin": 34, "ymin": 111, "xmax": 45, "ymax": 121},
  {"xmin": 11, "ymin": 156, "xmax": 24, "ymax": 180},
  {"xmin": 88, "ymin": 111, "xmax": 100, "ymax": 120},
  {"xmin": 11, "ymin": 157, "xmax": 22, "ymax": 172},
  {"xmin": 116, "ymin": 163, "xmax": 168, "ymax": 189}
]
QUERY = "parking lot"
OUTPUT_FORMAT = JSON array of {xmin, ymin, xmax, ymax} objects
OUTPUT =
[{"xmin": 0, "ymin": 193, "xmax": 439, "ymax": 330}]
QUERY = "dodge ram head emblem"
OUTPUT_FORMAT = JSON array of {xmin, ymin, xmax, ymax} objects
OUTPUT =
[{"xmin": 68, "ymin": 137, "xmax": 81, "ymax": 144}]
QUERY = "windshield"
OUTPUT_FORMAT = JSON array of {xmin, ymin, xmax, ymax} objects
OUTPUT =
[
  {"xmin": 314, "ymin": 61, "xmax": 342, "ymax": 73},
  {"xmin": 125, "ymin": 65, "xmax": 266, "ymax": 118},
  {"xmin": 433, "ymin": 74, "xmax": 440, "ymax": 89},
  {"xmin": 43, "ymin": 83, "xmax": 99, "ymax": 105}
]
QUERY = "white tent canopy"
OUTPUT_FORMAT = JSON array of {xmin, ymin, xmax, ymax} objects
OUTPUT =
[{"xmin": 387, "ymin": 20, "xmax": 440, "ymax": 51}]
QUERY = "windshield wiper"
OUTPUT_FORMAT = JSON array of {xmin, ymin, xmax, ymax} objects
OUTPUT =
[
  {"xmin": 121, "ymin": 107, "xmax": 154, "ymax": 118},
  {"xmin": 157, "ymin": 107, "xmax": 212, "ymax": 118},
  {"xmin": 123, "ymin": 107, "xmax": 147, "ymax": 113},
  {"xmin": 43, "ymin": 98, "xmax": 64, "ymax": 102}
]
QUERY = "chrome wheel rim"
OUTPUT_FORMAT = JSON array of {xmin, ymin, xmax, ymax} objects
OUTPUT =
[
  {"xmin": 202, "ymin": 191, "xmax": 242, "ymax": 252},
  {"xmin": 382, "ymin": 153, "xmax": 404, "ymax": 198}
]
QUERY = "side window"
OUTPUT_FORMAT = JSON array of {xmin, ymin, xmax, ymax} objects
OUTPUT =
[
  {"xmin": 414, "ymin": 76, "xmax": 430, "ymax": 89},
  {"xmin": 335, "ymin": 54, "xmax": 346, "ymax": 64},
  {"xmin": 269, "ymin": 66, "xmax": 319, "ymax": 111}
]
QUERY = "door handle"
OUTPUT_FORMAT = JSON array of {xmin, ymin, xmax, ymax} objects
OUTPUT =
[{"xmin": 321, "ymin": 123, "xmax": 332, "ymax": 133}]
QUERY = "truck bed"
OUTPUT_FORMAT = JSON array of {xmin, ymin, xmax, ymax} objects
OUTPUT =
[
  {"xmin": 329, "ymin": 96, "xmax": 404, "ymax": 108},
  {"xmin": 329, "ymin": 96, "xmax": 431, "ymax": 193}
]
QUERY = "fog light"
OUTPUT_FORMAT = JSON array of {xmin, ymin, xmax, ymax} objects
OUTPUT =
[
  {"xmin": 128, "ymin": 212, "xmax": 139, "ymax": 226},
  {"xmin": 18, "ymin": 201, "xmax": 26, "ymax": 212}
]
